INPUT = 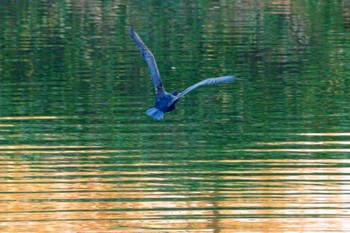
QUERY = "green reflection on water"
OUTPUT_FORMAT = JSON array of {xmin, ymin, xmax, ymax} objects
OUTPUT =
[{"xmin": 1, "ymin": 1, "xmax": 350, "ymax": 232}]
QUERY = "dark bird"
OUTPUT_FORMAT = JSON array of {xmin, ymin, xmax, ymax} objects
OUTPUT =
[{"xmin": 130, "ymin": 27, "xmax": 236, "ymax": 120}]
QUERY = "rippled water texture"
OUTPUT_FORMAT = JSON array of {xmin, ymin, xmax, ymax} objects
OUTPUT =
[{"xmin": 1, "ymin": 1, "xmax": 350, "ymax": 232}]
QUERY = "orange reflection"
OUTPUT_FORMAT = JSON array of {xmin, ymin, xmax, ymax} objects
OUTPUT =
[{"xmin": 0, "ymin": 155, "xmax": 349, "ymax": 232}]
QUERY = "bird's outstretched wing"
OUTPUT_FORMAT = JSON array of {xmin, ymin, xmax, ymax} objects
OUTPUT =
[
  {"xmin": 174, "ymin": 75, "xmax": 236, "ymax": 101},
  {"xmin": 130, "ymin": 27, "xmax": 165, "ymax": 94}
]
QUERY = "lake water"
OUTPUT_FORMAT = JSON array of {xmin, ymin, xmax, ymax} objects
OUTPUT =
[{"xmin": 1, "ymin": 1, "xmax": 350, "ymax": 232}]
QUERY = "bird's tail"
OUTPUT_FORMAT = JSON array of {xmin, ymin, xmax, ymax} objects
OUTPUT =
[{"xmin": 146, "ymin": 108, "xmax": 164, "ymax": 120}]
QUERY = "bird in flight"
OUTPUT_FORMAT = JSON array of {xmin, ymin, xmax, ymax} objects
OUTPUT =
[{"xmin": 130, "ymin": 27, "xmax": 236, "ymax": 120}]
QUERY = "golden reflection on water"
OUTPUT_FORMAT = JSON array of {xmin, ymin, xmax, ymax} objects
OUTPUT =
[
  {"xmin": 0, "ymin": 151, "xmax": 350, "ymax": 232},
  {"xmin": 0, "ymin": 115, "xmax": 349, "ymax": 231}
]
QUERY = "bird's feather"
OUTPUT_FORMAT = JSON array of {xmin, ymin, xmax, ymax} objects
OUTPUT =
[
  {"xmin": 146, "ymin": 107, "xmax": 164, "ymax": 120},
  {"xmin": 130, "ymin": 28, "xmax": 165, "ymax": 94},
  {"xmin": 174, "ymin": 75, "xmax": 236, "ymax": 101}
]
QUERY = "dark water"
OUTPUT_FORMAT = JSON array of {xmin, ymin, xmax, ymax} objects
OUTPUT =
[{"xmin": 1, "ymin": 1, "xmax": 350, "ymax": 232}]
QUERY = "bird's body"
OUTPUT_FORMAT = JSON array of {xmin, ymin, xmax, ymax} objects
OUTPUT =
[
  {"xmin": 146, "ymin": 92, "xmax": 178, "ymax": 120},
  {"xmin": 130, "ymin": 27, "xmax": 236, "ymax": 120}
]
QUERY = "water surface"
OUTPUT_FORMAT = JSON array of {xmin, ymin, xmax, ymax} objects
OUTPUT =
[{"xmin": 1, "ymin": 1, "xmax": 350, "ymax": 232}]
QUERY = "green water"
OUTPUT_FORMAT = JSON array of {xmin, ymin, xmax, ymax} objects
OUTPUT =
[{"xmin": 1, "ymin": 1, "xmax": 350, "ymax": 232}]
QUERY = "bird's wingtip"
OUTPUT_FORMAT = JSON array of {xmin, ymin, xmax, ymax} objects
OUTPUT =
[
  {"xmin": 228, "ymin": 75, "xmax": 236, "ymax": 81},
  {"xmin": 219, "ymin": 75, "xmax": 236, "ymax": 83},
  {"xmin": 129, "ymin": 26, "xmax": 135, "ymax": 35}
]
